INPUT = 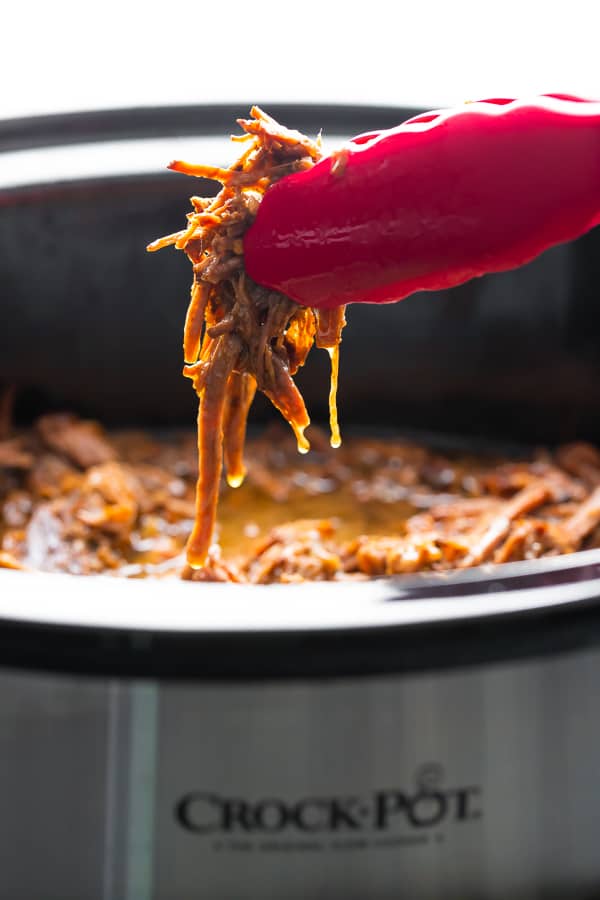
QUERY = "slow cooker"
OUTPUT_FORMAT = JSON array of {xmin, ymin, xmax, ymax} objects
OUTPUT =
[{"xmin": 2, "ymin": 104, "xmax": 600, "ymax": 900}]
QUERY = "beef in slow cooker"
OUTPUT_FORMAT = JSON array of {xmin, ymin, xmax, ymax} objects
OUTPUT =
[
  {"xmin": 2, "ymin": 406, "xmax": 600, "ymax": 583},
  {"xmin": 144, "ymin": 106, "xmax": 600, "ymax": 578}
]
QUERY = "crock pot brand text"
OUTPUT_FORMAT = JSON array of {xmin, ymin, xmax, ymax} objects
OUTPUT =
[{"xmin": 175, "ymin": 767, "xmax": 481, "ymax": 835}]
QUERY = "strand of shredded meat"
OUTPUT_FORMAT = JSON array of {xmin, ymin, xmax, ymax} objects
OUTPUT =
[
  {"xmin": 148, "ymin": 107, "xmax": 347, "ymax": 568},
  {"xmin": 3, "ymin": 411, "xmax": 600, "ymax": 584}
]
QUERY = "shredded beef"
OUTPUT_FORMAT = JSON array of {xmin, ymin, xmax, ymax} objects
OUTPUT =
[
  {"xmin": 37, "ymin": 414, "xmax": 117, "ymax": 468},
  {"xmin": 3, "ymin": 411, "xmax": 600, "ymax": 582},
  {"xmin": 0, "ymin": 439, "xmax": 33, "ymax": 470},
  {"xmin": 148, "ymin": 107, "xmax": 346, "ymax": 569},
  {"xmin": 243, "ymin": 520, "xmax": 341, "ymax": 584}
]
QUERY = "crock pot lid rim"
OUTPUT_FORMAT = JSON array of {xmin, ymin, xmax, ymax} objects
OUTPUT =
[{"xmin": 0, "ymin": 102, "xmax": 416, "ymax": 153}]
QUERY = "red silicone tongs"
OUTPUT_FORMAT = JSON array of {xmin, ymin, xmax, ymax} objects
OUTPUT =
[{"xmin": 243, "ymin": 94, "xmax": 600, "ymax": 310}]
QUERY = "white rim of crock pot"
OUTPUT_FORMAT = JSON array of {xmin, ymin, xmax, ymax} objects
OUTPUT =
[
  {"xmin": 1, "ymin": 549, "xmax": 600, "ymax": 633},
  {"xmin": 0, "ymin": 135, "xmax": 344, "ymax": 190}
]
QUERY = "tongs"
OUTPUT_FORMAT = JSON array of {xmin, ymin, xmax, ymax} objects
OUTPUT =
[{"xmin": 243, "ymin": 94, "xmax": 600, "ymax": 309}]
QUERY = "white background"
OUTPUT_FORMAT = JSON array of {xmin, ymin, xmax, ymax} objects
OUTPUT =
[{"xmin": 3, "ymin": 0, "xmax": 600, "ymax": 119}]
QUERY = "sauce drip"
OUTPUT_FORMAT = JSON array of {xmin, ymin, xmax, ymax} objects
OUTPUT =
[{"xmin": 315, "ymin": 307, "xmax": 346, "ymax": 449}]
